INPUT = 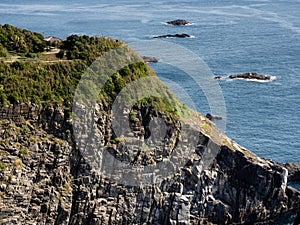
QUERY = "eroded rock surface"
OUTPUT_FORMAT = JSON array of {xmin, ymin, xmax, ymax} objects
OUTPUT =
[{"xmin": 1, "ymin": 103, "xmax": 299, "ymax": 224}]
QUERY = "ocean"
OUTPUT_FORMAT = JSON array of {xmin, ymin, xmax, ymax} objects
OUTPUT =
[{"xmin": 1, "ymin": 0, "xmax": 299, "ymax": 223}]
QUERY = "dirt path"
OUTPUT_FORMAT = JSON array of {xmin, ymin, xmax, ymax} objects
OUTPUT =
[
  {"xmin": 1, "ymin": 49, "xmax": 62, "ymax": 63},
  {"xmin": 1, "ymin": 55, "xmax": 20, "ymax": 62}
]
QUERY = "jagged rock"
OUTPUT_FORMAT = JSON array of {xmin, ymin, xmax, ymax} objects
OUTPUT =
[
  {"xmin": 142, "ymin": 56, "xmax": 159, "ymax": 63},
  {"xmin": 229, "ymin": 72, "xmax": 271, "ymax": 80},
  {"xmin": 214, "ymin": 76, "xmax": 223, "ymax": 80},
  {"xmin": 281, "ymin": 162, "xmax": 300, "ymax": 182},
  {"xmin": 206, "ymin": 113, "xmax": 222, "ymax": 120},
  {"xmin": 166, "ymin": 19, "xmax": 190, "ymax": 26},
  {"xmin": 295, "ymin": 210, "xmax": 300, "ymax": 225},
  {"xmin": 0, "ymin": 104, "xmax": 299, "ymax": 224},
  {"xmin": 0, "ymin": 120, "xmax": 73, "ymax": 225},
  {"xmin": 153, "ymin": 33, "xmax": 191, "ymax": 38}
]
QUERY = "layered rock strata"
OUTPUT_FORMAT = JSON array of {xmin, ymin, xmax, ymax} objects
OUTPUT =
[{"xmin": 0, "ymin": 103, "xmax": 299, "ymax": 224}]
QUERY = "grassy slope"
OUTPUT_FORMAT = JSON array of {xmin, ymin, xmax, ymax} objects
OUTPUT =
[{"xmin": 0, "ymin": 24, "xmax": 189, "ymax": 121}]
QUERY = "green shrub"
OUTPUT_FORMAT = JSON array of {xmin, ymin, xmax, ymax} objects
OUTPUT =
[
  {"xmin": 65, "ymin": 110, "xmax": 72, "ymax": 120},
  {"xmin": 0, "ymin": 24, "xmax": 46, "ymax": 54},
  {"xmin": 0, "ymin": 162, "xmax": 8, "ymax": 171},
  {"xmin": 129, "ymin": 110, "xmax": 135, "ymax": 119},
  {"xmin": 111, "ymin": 137, "xmax": 120, "ymax": 144},
  {"xmin": 11, "ymin": 61, "xmax": 25, "ymax": 70},
  {"xmin": 43, "ymin": 92, "xmax": 53, "ymax": 101},
  {"xmin": 7, "ymin": 91, "xmax": 19, "ymax": 104},
  {"xmin": 56, "ymin": 50, "xmax": 65, "ymax": 59},
  {"xmin": 0, "ymin": 44, "xmax": 9, "ymax": 57},
  {"xmin": 19, "ymin": 148, "xmax": 29, "ymax": 157},
  {"xmin": 20, "ymin": 124, "xmax": 30, "ymax": 135},
  {"xmin": 112, "ymin": 73, "xmax": 125, "ymax": 93}
]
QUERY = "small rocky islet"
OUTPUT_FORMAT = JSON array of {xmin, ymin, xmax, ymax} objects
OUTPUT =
[
  {"xmin": 214, "ymin": 72, "xmax": 272, "ymax": 81},
  {"xmin": 142, "ymin": 56, "xmax": 159, "ymax": 63},
  {"xmin": 153, "ymin": 33, "xmax": 191, "ymax": 38},
  {"xmin": 153, "ymin": 19, "xmax": 192, "ymax": 38},
  {"xmin": 229, "ymin": 72, "xmax": 271, "ymax": 80},
  {"xmin": 165, "ymin": 19, "xmax": 191, "ymax": 26}
]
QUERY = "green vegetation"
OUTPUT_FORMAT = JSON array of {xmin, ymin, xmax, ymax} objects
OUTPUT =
[
  {"xmin": 0, "ymin": 162, "xmax": 8, "ymax": 171},
  {"xmin": 0, "ymin": 24, "xmax": 189, "ymax": 121},
  {"xmin": 0, "ymin": 24, "xmax": 125, "ymax": 107},
  {"xmin": 19, "ymin": 147, "xmax": 29, "ymax": 158},
  {"xmin": 201, "ymin": 122, "xmax": 212, "ymax": 136},
  {"xmin": 62, "ymin": 34, "xmax": 120, "ymax": 63},
  {"xmin": 0, "ymin": 24, "xmax": 46, "ymax": 56},
  {"xmin": 129, "ymin": 110, "xmax": 136, "ymax": 120},
  {"xmin": 0, "ymin": 59, "xmax": 86, "ymax": 107},
  {"xmin": 111, "ymin": 137, "xmax": 120, "ymax": 144},
  {"xmin": 0, "ymin": 43, "xmax": 9, "ymax": 57}
]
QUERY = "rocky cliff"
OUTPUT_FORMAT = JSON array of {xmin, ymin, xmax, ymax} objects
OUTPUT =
[
  {"xmin": 0, "ymin": 101, "xmax": 299, "ymax": 225},
  {"xmin": 0, "ymin": 25, "xmax": 299, "ymax": 224}
]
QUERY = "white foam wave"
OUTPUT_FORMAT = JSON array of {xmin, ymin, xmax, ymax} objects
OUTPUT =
[{"xmin": 243, "ymin": 76, "xmax": 277, "ymax": 83}]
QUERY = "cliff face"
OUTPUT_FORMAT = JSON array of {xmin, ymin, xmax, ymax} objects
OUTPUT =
[
  {"xmin": 0, "ymin": 25, "xmax": 299, "ymax": 224},
  {"xmin": 0, "ymin": 103, "xmax": 299, "ymax": 225}
]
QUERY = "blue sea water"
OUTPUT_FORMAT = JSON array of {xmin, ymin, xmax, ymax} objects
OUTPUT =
[{"xmin": 0, "ymin": 0, "xmax": 299, "ymax": 224}]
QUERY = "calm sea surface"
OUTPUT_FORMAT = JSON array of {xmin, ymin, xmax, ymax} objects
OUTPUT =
[{"xmin": 1, "ymin": 0, "xmax": 300, "ymax": 223}]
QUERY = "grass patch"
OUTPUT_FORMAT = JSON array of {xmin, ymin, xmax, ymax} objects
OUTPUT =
[{"xmin": 0, "ymin": 162, "xmax": 8, "ymax": 171}]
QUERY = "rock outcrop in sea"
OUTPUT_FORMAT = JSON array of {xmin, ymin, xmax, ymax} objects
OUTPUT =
[
  {"xmin": 142, "ymin": 56, "xmax": 159, "ymax": 63},
  {"xmin": 229, "ymin": 72, "xmax": 271, "ymax": 80},
  {"xmin": 153, "ymin": 33, "xmax": 191, "ymax": 38},
  {"xmin": 166, "ymin": 19, "xmax": 191, "ymax": 26}
]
